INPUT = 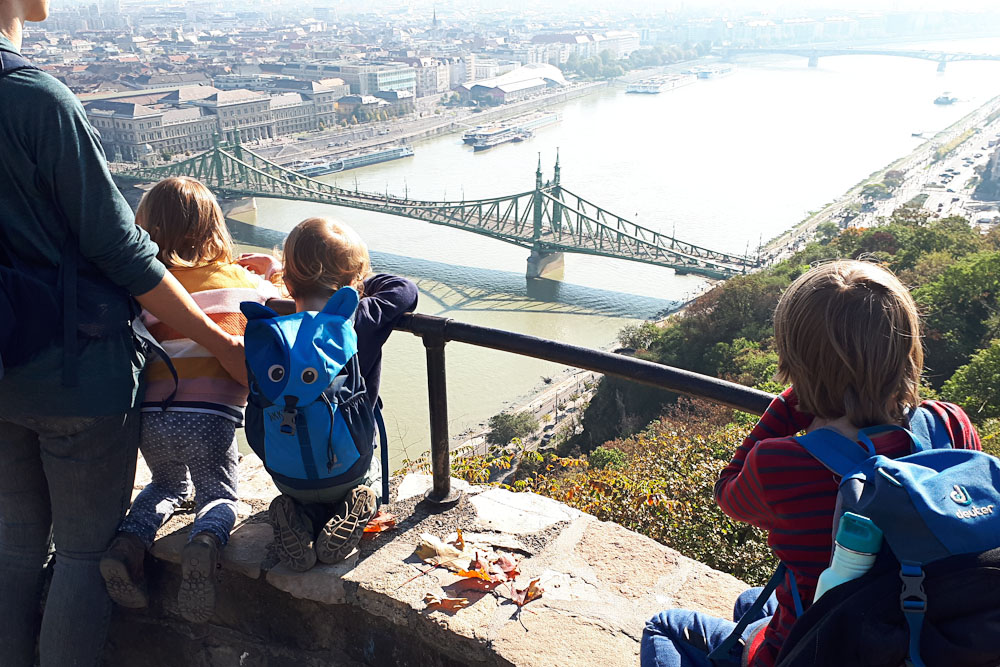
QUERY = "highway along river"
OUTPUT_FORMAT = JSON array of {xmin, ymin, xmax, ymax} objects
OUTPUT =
[{"xmin": 236, "ymin": 37, "xmax": 1000, "ymax": 467}]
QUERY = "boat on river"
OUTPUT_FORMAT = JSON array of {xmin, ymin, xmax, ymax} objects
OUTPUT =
[
  {"xmin": 288, "ymin": 145, "xmax": 414, "ymax": 176},
  {"xmin": 934, "ymin": 92, "xmax": 958, "ymax": 105},
  {"xmin": 625, "ymin": 74, "xmax": 697, "ymax": 94}
]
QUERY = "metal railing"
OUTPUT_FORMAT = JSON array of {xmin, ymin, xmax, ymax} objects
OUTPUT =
[{"xmin": 267, "ymin": 299, "xmax": 775, "ymax": 506}]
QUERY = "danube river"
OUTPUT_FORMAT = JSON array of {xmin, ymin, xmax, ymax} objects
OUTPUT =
[{"xmin": 240, "ymin": 37, "xmax": 1000, "ymax": 467}]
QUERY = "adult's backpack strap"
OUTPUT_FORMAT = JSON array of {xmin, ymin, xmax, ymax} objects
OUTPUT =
[
  {"xmin": 374, "ymin": 399, "xmax": 389, "ymax": 505},
  {"xmin": 132, "ymin": 314, "xmax": 179, "ymax": 408},
  {"xmin": 794, "ymin": 429, "xmax": 871, "ymax": 478},
  {"xmin": 60, "ymin": 241, "xmax": 79, "ymax": 387},
  {"xmin": 0, "ymin": 50, "xmax": 38, "ymax": 78},
  {"xmin": 707, "ymin": 563, "xmax": 788, "ymax": 663}
]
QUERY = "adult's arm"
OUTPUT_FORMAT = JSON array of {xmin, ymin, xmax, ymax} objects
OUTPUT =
[{"xmin": 134, "ymin": 273, "xmax": 247, "ymax": 386}]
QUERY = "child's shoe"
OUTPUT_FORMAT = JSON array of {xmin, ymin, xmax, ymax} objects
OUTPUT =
[
  {"xmin": 269, "ymin": 494, "xmax": 317, "ymax": 572},
  {"xmin": 315, "ymin": 485, "xmax": 377, "ymax": 564},
  {"xmin": 99, "ymin": 532, "xmax": 149, "ymax": 609},
  {"xmin": 177, "ymin": 532, "xmax": 220, "ymax": 623}
]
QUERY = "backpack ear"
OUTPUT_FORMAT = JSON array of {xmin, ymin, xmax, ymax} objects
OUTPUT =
[
  {"xmin": 321, "ymin": 286, "xmax": 360, "ymax": 318},
  {"xmin": 241, "ymin": 301, "xmax": 278, "ymax": 321}
]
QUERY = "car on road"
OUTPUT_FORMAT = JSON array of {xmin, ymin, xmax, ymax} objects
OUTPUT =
[
  {"xmin": 975, "ymin": 153, "xmax": 983, "ymax": 158},
  {"xmin": 947, "ymin": 188, "xmax": 955, "ymax": 192}
]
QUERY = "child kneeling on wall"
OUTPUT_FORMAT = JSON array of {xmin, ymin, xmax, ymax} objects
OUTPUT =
[{"xmin": 242, "ymin": 217, "xmax": 417, "ymax": 570}]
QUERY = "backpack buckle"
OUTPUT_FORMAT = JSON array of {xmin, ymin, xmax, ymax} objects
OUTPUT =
[
  {"xmin": 899, "ymin": 566, "xmax": 927, "ymax": 612},
  {"xmin": 280, "ymin": 408, "xmax": 298, "ymax": 436}
]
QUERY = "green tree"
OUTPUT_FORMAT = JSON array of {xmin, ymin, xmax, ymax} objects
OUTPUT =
[
  {"xmin": 487, "ymin": 411, "xmax": 539, "ymax": 446},
  {"xmin": 617, "ymin": 321, "xmax": 660, "ymax": 351},
  {"xmin": 884, "ymin": 170, "xmax": 905, "ymax": 189},
  {"xmin": 916, "ymin": 251, "xmax": 1000, "ymax": 385},
  {"xmin": 815, "ymin": 221, "xmax": 840, "ymax": 245},
  {"xmin": 861, "ymin": 182, "xmax": 891, "ymax": 200},
  {"xmin": 941, "ymin": 340, "xmax": 1000, "ymax": 422}
]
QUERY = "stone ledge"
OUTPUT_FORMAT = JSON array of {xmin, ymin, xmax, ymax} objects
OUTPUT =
[{"xmin": 106, "ymin": 456, "xmax": 746, "ymax": 666}]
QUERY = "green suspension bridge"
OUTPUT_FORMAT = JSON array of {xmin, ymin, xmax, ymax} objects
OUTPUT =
[{"xmin": 112, "ymin": 135, "xmax": 762, "ymax": 280}]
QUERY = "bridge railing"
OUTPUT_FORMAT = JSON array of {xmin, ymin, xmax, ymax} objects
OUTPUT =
[{"xmin": 268, "ymin": 300, "xmax": 774, "ymax": 506}]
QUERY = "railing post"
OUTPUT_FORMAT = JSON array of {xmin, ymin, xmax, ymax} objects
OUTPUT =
[{"xmin": 421, "ymin": 318, "xmax": 462, "ymax": 506}]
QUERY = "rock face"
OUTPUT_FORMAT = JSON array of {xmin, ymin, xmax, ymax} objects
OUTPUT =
[{"xmin": 104, "ymin": 460, "xmax": 748, "ymax": 667}]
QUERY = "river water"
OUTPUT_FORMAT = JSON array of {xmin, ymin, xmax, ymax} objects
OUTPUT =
[{"xmin": 238, "ymin": 37, "xmax": 1000, "ymax": 467}]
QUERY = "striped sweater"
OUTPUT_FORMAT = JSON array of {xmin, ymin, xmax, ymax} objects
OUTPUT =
[
  {"xmin": 714, "ymin": 386, "xmax": 981, "ymax": 667},
  {"xmin": 141, "ymin": 258, "xmax": 281, "ymax": 422}
]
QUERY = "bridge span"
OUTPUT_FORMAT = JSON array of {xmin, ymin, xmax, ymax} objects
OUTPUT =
[
  {"xmin": 722, "ymin": 47, "xmax": 1000, "ymax": 71},
  {"xmin": 111, "ymin": 134, "xmax": 761, "ymax": 281}
]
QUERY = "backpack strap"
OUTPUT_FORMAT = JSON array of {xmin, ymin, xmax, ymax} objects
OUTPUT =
[
  {"xmin": 374, "ymin": 398, "xmax": 389, "ymax": 505},
  {"xmin": 707, "ymin": 563, "xmax": 788, "ymax": 663},
  {"xmin": 794, "ymin": 428, "xmax": 873, "ymax": 478},
  {"xmin": 0, "ymin": 49, "xmax": 39, "ymax": 78},
  {"xmin": 906, "ymin": 405, "xmax": 953, "ymax": 452}
]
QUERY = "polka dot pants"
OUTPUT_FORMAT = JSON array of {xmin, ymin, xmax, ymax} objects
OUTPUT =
[{"xmin": 119, "ymin": 412, "xmax": 238, "ymax": 548}]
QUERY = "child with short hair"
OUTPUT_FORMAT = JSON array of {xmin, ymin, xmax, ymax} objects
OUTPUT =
[
  {"xmin": 259, "ymin": 217, "xmax": 417, "ymax": 571},
  {"xmin": 99, "ymin": 177, "xmax": 282, "ymax": 622},
  {"xmin": 641, "ymin": 260, "xmax": 981, "ymax": 667}
]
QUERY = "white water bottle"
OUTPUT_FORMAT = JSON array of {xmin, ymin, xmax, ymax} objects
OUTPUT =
[{"xmin": 813, "ymin": 512, "xmax": 883, "ymax": 603}]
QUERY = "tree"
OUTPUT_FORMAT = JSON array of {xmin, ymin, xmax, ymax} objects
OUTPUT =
[
  {"xmin": 861, "ymin": 182, "xmax": 891, "ymax": 200},
  {"xmin": 815, "ymin": 221, "xmax": 840, "ymax": 245},
  {"xmin": 941, "ymin": 340, "xmax": 1000, "ymax": 422},
  {"xmin": 486, "ymin": 411, "xmax": 539, "ymax": 446},
  {"xmin": 884, "ymin": 170, "xmax": 905, "ymax": 189}
]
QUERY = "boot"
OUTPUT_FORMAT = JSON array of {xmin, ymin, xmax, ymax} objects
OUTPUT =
[
  {"xmin": 269, "ymin": 494, "xmax": 317, "ymax": 572},
  {"xmin": 315, "ymin": 485, "xmax": 376, "ymax": 565},
  {"xmin": 177, "ymin": 532, "xmax": 220, "ymax": 623},
  {"xmin": 100, "ymin": 532, "xmax": 149, "ymax": 608}
]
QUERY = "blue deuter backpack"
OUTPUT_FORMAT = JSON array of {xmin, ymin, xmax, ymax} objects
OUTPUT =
[
  {"xmin": 241, "ymin": 287, "xmax": 389, "ymax": 504},
  {"xmin": 776, "ymin": 408, "xmax": 1000, "ymax": 667}
]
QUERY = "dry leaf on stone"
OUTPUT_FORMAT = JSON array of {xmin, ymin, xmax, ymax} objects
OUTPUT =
[
  {"xmin": 363, "ymin": 510, "xmax": 396, "ymax": 534},
  {"xmin": 415, "ymin": 533, "xmax": 474, "ymax": 572},
  {"xmin": 491, "ymin": 554, "xmax": 520, "ymax": 582},
  {"xmin": 512, "ymin": 578, "xmax": 543, "ymax": 607},
  {"xmin": 423, "ymin": 593, "xmax": 470, "ymax": 611}
]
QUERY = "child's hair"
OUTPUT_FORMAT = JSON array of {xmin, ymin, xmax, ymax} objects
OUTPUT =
[
  {"xmin": 135, "ymin": 176, "xmax": 234, "ymax": 268},
  {"xmin": 282, "ymin": 217, "xmax": 371, "ymax": 300},
  {"xmin": 773, "ymin": 259, "xmax": 922, "ymax": 427}
]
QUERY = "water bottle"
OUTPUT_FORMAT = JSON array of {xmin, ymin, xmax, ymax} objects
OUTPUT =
[{"xmin": 813, "ymin": 512, "xmax": 883, "ymax": 603}]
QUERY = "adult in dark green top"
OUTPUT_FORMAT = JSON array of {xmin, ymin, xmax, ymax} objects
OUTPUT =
[{"xmin": 0, "ymin": 0, "xmax": 247, "ymax": 664}]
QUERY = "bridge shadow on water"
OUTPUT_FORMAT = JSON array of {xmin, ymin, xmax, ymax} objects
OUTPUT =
[{"xmin": 228, "ymin": 218, "xmax": 678, "ymax": 320}]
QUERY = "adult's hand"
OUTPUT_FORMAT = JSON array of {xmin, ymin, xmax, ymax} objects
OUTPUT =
[{"xmin": 134, "ymin": 273, "xmax": 248, "ymax": 386}]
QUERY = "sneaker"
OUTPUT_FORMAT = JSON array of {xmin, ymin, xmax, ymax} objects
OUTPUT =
[
  {"xmin": 269, "ymin": 494, "xmax": 316, "ymax": 572},
  {"xmin": 315, "ymin": 486, "xmax": 377, "ymax": 565},
  {"xmin": 177, "ymin": 533, "xmax": 220, "ymax": 623},
  {"xmin": 100, "ymin": 532, "xmax": 149, "ymax": 609}
]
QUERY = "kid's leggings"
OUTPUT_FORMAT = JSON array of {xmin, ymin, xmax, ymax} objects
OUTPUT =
[{"xmin": 120, "ymin": 411, "xmax": 239, "ymax": 547}]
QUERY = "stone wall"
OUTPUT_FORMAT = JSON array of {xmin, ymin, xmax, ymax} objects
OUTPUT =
[{"xmin": 102, "ymin": 458, "xmax": 747, "ymax": 666}]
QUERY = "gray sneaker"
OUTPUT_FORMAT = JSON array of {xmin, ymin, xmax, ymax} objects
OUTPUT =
[
  {"xmin": 269, "ymin": 494, "xmax": 317, "ymax": 572},
  {"xmin": 315, "ymin": 486, "xmax": 377, "ymax": 565},
  {"xmin": 177, "ymin": 532, "xmax": 220, "ymax": 624}
]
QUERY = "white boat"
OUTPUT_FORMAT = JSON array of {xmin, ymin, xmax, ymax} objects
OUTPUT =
[{"xmin": 626, "ymin": 74, "xmax": 697, "ymax": 94}]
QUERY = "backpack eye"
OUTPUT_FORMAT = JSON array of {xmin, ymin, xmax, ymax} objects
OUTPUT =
[
  {"xmin": 301, "ymin": 367, "xmax": 318, "ymax": 384},
  {"xmin": 267, "ymin": 364, "xmax": 285, "ymax": 382}
]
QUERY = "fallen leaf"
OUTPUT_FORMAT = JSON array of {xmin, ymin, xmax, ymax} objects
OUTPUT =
[
  {"xmin": 493, "ymin": 554, "xmax": 519, "ymax": 578},
  {"xmin": 415, "ymin": 533, "xmax": 473, "ymax": 572},
  {"xmin": 456, "ymin": 566, "xmax": 493, "ymax": 583},
  {"xmin": 455, "ymin": 528, "xmax": 465, "ymax": 551},
  {"xmin": 423, "ymin": 593, "xmax": 470, "ymax": 611},
  {"xmin": 364, "ymin": 510, "xmax": 397, "ymax": 533},
  {"xmin": 512, "ymin": 578, "xmax": 543, "ymax": 607}
]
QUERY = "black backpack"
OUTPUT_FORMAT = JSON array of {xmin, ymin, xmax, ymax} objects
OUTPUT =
[{"xmin": 775, "ymin": 547, "xmax": 1000, "ymax": 667}]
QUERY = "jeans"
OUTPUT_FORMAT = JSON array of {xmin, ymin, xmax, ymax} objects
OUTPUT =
[
  {"xmin": 640, "ymin": 587, "xmax": 780, "ymax": 667},
  {"xmin": 120, "ymin": 411, "xmax": 238, "ymax": 548},
  {"xmin": 0, "ymin": 409, "xmax": 139, "ymax": 667}
]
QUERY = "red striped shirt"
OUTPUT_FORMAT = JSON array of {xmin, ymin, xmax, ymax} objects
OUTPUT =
[{"xmin": 715, "ymin": 387, "xmax": 981, "ymax": 667}]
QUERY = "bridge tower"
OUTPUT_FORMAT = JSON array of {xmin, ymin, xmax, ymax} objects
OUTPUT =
[
  {"xmin": 526, "ymin": 154, "xmax": 565, "ymax": 281},
  {"xmin": 808, "ymin": 53, "xmax": 819, "ymax": 68},
  {"xmin": 937, "ymin": 58, "xmax": 947, "ymax": 73}
]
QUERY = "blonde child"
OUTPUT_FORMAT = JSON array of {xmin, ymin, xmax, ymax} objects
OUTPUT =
[
  {"xmin": 253, "ymin": 217, "xmax": 417, "ymax": 571},
  {"xmin": 99, "ymin": 177, "xmax": 281, "ymax": 622},
  {"xmin": 641, "ymin": 260, "xmax": 982, "ymax": 667}
]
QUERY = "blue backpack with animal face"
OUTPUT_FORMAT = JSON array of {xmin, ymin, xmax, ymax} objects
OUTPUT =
[{"xmin": 241, "ymin": 287, "xmax": 388, "ymax": 503}]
